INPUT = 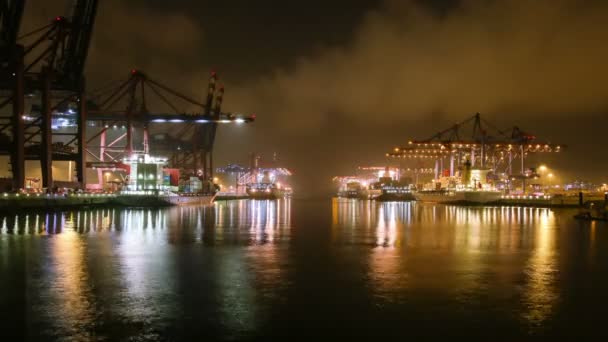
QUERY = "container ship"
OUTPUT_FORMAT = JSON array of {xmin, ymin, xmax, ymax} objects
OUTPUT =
[
  {"xmin": 246, "ymin": 170, "xmax": 292, "ymax": 200},
  {"xmin": 335, "ymin": 167, "xmax": 414, "ymax": 201},
  {"xmin": 337, "ymin": 180, "xmax": 370, "ymax": 199},
  {"xmin": 114, "ymin": 191, "xmax": 216, "ymax": 207},
  {"xmin": 414, "ymin": 161, "xmax": 501, "ymax": 204},
  {"xmin": 414, "ymin": 189, "xmax": 501, "ymax": 204},
  {"xmin": 246, "ymin": 182, "xmax": 288, "ymax": 200},
  {"xmin": 112, "ymin": 154, "xmax": 217, "ymax": 207},
  {"xmin": 368, "ymin": 167, "xmax": 416, "ymax": 201}
]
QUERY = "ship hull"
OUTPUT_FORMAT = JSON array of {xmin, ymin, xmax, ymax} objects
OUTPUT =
[
  {"xmin": 113, "ymin": 194, "xmax": 173, "ymax": 207},
  {"xmin": 337, "ymin": 190, "xmax": 370, "ymax": 200},
  {"xmin": 247, "ymin": 188, "xmax": 285, "ymax": 200},
  {"xmin": 165, "ymin": 194, "xmax": 216, "ymax": 206},
  {"xmin": 113, "ymin": 194, "xmax": 216, "ymax": 207},
  {"xmin": 374, "ymin": 192, "xmax": 416, "ymax": 202},
  {"xmin": 415, "ymin": 191, "xmax": 501, "ymax": 204}
]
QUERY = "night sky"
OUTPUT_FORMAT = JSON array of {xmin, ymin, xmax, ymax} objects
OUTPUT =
[{"xmin": 22, "ymin": 0, "xmax": 608, "ymax": 194}]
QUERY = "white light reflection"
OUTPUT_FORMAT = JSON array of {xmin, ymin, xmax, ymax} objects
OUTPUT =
[
  {"xmin": 115, "ymin": 209, "xmax": 178, "ymax": 327},
  {"xmin": 332, "ymin": 199, "xmax": 413, "ymax": 298},
  {"xmin": 522, "ymin": 209, "xmax": 558, "ymax": 326},
  {"xmin": 376, "ymin": 203, "xmax": 399, "ymax": 248},
  {"xmin": 371, "ymin": 202, "xmax": 411, "ymax": 300},
  {"xmin": 212, "ymin": 199, "xmax": 292, "ymax": 335},
  {"xmin": 214, "ymin": 199, "xmax": 291, "ymax": 245},
  {"xmin": 37, "ymin": 218, "xmax": 96, "ymax": 338}
]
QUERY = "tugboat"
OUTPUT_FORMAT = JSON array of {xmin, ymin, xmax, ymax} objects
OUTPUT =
[{"xmin": 574, "ymin": 200, "xmax": 608, "ymax": 221}]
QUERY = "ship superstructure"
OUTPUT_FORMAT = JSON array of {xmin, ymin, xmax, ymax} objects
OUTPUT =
[{"xmin": 114, "ymin": 153, "xmax": 217, "ymax": 206}]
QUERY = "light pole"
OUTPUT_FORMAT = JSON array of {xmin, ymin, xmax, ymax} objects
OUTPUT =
[
  {"xmin": 105, "ymin": 172, "xmax": 111, "ymax": 190},
  {"xmin": 538, "ymin": 165, "xmax": 548, "ymax": 190}
]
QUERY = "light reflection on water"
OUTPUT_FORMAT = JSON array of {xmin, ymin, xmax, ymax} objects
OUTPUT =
[
  {"xmin": 331, "ymin": 198, "xmax": 566, "ymax": 328},
  {"xmin": 1, "ymin": 198, "xmax": 606, "ymax": 339},
  {"xmin": 0, "ymin": 199, "xmax": 291, "ymax": 340}
]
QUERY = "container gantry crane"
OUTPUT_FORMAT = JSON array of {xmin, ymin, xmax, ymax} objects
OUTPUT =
[
  {"xmin": 387, "ymin": 113, "xmax": 564, "ymax": 179},
  {"xmin": 0, "ymin": 0, "xmax": 98, "ymax": 190}
]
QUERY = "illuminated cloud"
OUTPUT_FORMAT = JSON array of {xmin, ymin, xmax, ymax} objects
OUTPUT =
[{"xmin": 227, "ymin": 0, "xmax": 608, "ymax": 131}]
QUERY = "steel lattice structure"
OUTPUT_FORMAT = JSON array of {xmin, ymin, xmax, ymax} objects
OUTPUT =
[
  {"xmin": 387, "ymin": 113, "xmax": 564, "ymax": 178},
  {"xmin": 0, "ymin": 1, "xmax": 255, "ymax": 191}
]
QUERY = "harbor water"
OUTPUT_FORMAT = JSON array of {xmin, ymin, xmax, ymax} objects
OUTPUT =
[{"xmin": 1, "ymin": 198, "xmax": 608, "ymax": 339}]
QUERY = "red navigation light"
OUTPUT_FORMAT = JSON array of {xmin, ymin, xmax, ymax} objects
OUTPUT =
[
  {"xmin": 210, "ymin": 70, "xmax": 217, "ymax": 77},
  {"xmin": 251, "ymin": 114, "xmax": 256, "ymax": 119},
  {"xmin": 131, "ymin": 69, "xmax": 137, "ymax": 75},
  {"xmin": 55, "ymin": 16, "xmax": 64, "ymax": 21}
]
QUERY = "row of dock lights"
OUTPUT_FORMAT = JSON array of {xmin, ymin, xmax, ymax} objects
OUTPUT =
[
  {"xmin": 120, "ymin": 190, "xmax": 158, "ymax": 195},
  {"xmin": 395, "ymin": 143, "xmax": 561, "ymax": 152},
  {"xmin": 249, "ymin": 188, "xmax": 272, "ymax": 193},
  {"xmin": 122, "ymin": 155, "xmax": 167, "ymax": 164},
  {"xmin": 500, "ymin": 195, "xmax": 552, "ymax": 200},
  {"xmin": 149, "ymin": 118, "xmax": 246, "ymax": 124},
  {"xmin": 0, "ymin": 193, "xmax": 114, "ymax": 198},
  {"xmin": 387, "ymin": 154, "xmax": 453, "ymax": 159}
]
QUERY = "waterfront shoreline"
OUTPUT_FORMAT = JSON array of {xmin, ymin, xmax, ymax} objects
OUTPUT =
[
  {"xmin": 334, "ymin": 196, "xmax": 592, "ymax": 208},
  {"xmin": 0, "ymin": 194, "xmax": 199, "ymax": 212}
]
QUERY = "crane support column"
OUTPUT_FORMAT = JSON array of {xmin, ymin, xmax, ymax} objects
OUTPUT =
[
  {"xmin": 40, "ymin": 69, "xmax": 54, "ymax": 189},
  {"xmin": 209, "ymin": 151, "xmax": 213, "ymax": 179},
  {"xmin": 520, "ymin": 145, "xmax": 525, "ymax": 174},
  {"xmin": 10, "ymin": 45, "xmax": 25, "ymax": 190},
  {"xmin": 76, "ymin": 83, "xmax": 87, "ymax": 187},
  {"xmin": 450, "ymin": 155, "xmax": 454, "ymax": 177},
  {"xmin": 98, "ymin": 128, "xmax": 106, "ymax": 187},
  {"xmin": 202, "ymin": 151, "xmax": 208, "ymax": 179}
]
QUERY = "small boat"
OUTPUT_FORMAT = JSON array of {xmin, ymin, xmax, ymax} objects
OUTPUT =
[{"xmin": 574, "ymin": 211, "xmax": 608, "ymax": 221}]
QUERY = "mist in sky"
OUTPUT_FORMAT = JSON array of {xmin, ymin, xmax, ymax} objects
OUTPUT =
[
  {"xmin": 223, "ymin": 0, "xmax": 608, "ymax": 193},
  {"xmin": 21, "ymin": 0, "xmax": 608, "ymax": 194},
  {"xmin": 228, "ymin": 0, "xmax": 608, "ymax": 126}
]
